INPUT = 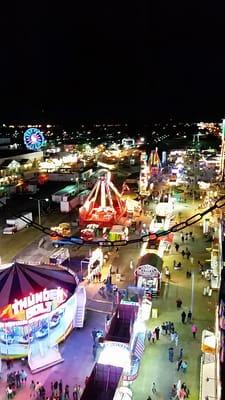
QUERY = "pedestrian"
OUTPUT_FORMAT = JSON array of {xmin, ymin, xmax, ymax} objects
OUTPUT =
[
  {"xmin": 180, "ymin": 360, "xmax": 188, "ymax": 373},
  {"xmin": 29, "ymin": 380, "xmax": 35, "ymax": 398},
  {"xmin": 176, "ymin": 298, "xmax": 182, "ymax": 308},
  {"xmin": 165, "ymin": 321, "xmax": 168, "ymax": 335},
  {"xmin": 189, "ymin": 232, "xmax": 193, "ymax": 238},
  {"xmin": 187, "ymin": 310, "xmax": 192, "ymax": 323},
  {"xmin": 59, "ymin": 379, "xmax": 63, "ymax": 397},
  {"xmin": 170, "ymin": 384, "xmax": 177, "ymax": 399},
  {"xmin": 179, "ymin": 347, "xmax": 184, "ymax": 360},
  {"xmin": 177, "ymin": 358, "xmax": 183, "ymax": 371},
  {"xmin": 177, "ymin": 262, "xmax": 181, "ymax": 269},
  {"xmin": 186, "ymin": 250, "xmax": 191, "ymax": 260},
  {"xmin": 173, "ymin": 260, "xmax": 176, "ymax": 268},
  {"xmin": 6, "ymin": 385, "xmax": 13, "ymax": 399},
  {"xmin": 152, "ymin": 331, "xmax": 156, "ymax": 343},
  {"xmin": 73, "ymin": 385, "xmax": 78, "ymax": 400},
  {"xmin": 182, "ymin": 382, "xmax": 190, "ymax": 398},
  {"xmin": 181, "ymin": 250, "xmax": 185, "ymax": 258},
  {"xmin": 147, "ymin": 396, "xmax": 152, "ymax": 400},
  {"xmin": 175, "ymin": 332, "xmax": 179, "ymax": 347},
  {"xmin": 185, "ymin": 232, "xmax": 188, "ymax": 240},
  {"xmin": 161, "ymin": 322, "xmax": 166, "ymax": 335},
  {"xmin": 175, "ymin": 243, "xmax": 179, "ymax": 252},
  {"xmin": 16, "ymin": 371, "xmax": 21, "ymax": 388},
  {"xmin": 155, "ymin": 327, "xmax": 160, "ymax": 340},
  {"xmin": 147, "ymin": 330, "xmax": 152, "ymax": 342},
  {"xmin": 181, "ymin": 235, "xmax": 184, "ymax": 243},
  {"xmin": 152, "ymin": 382, "xmax": 157, "ymax": 394},
  {"xmin": 181, "ymin": 311, "xmax": 186, "ymax": 324},
  {"xmin": 170, "ymin": 331, "xmax": 175, "ymax": 342},
  {"xmin": 168, "ymin": 347, "xmax": 174, "ymax": 362},
  {"xmin": 191, "ymin": 324, "xmax": 197, "ymax": 338},
  {"xmin": 21, "ymin": 369, "xmax": 27, "ymax": 385},
  {"xmin": 64, "ymin": 384, "xmax": 70, "ymax": 400},
  {"xmin": 170, "ymin": 322, "xmax": 175, "ymax": 334},
  {"xmin": 177, "ymin": 387, "xmax": 186, "ymax": 400}
]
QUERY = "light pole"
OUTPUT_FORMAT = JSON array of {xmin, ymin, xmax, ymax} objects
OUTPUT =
[
  {"xmin": 29, "ymin": 197, "xmax": 49, "ymax": 225},
  {"xmin": 190, "ymin": 271, "xmax": 195, "ymax": 314}
]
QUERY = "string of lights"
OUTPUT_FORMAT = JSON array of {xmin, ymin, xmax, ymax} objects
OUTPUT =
[{"xmin": 0, "ymin": 196, "xmax": 225, "ymax": 247}]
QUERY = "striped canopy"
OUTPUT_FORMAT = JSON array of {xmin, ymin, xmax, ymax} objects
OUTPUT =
[{"xmin": 0, "ymin": 262, "xmax": 77, "ymax": 308}]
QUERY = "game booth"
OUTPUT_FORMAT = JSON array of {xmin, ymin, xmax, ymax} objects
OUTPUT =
[
  {"xmin": 0, "ymin": 262, "xmax": 86, "ymax": 372},
  {"xmin": 135, "ymin": 253, "xmax": 163, "ymax": 298}
]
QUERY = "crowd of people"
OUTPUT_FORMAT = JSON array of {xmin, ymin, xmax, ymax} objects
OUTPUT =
[{"xmin": 5, "ymin": 372, "xmax": 82, "ymax": 400}]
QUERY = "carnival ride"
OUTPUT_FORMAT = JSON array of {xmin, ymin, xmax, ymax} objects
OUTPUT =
[
  {"xmin": 79, "ymin": 170, "xmax": 127, "ymax": 227},
  {"xmin": 23, "ymin": 128, "xmax": 45, "ymax": 151},
  {"xmin": 149, "ymin": 147, "xmax": 161, "ymax": 176}
]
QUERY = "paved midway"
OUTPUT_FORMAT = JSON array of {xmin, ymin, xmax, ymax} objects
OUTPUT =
[{"xmin": 0, "ymin": 199, "xmax": 217, "ymax": 399}]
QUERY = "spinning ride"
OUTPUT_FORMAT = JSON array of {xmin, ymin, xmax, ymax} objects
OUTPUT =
[
  {"xmin": 149, "ymin": 147, "xmax": 161, "ymax": 176},
  {"xmin": 79, "ymin": 170, "xmax": 126, "ymax": 227},
  {"xmin": 23, "ymin": 128, "xmax": 45, "ymax": 151}
]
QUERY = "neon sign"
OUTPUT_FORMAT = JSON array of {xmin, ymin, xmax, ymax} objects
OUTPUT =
[{"xmin": 12, "ymin": 288, "xmax": 67, "ymax": 320}]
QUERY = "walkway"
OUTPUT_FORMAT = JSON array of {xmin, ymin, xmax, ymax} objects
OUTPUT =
[{"xmin": 132, "ymin": 204, "xmax": 217, "ymax": 400}]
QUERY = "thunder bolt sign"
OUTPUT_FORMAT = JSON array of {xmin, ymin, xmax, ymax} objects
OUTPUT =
[{"xmin": 0, "ymin": 288, "xmax": 68, "ymax": 321}]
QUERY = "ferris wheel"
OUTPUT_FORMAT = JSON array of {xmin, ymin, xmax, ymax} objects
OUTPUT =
[{"xmin": 23, "ymin": 128, "xmax": 45, "ymax": 151}]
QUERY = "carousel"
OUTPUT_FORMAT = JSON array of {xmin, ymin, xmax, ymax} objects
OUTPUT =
[{"xmin": 0, "ymin": 262, "xmax": 85, "ymax": 371}]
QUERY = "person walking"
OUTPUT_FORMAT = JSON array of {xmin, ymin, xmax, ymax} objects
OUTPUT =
[
  {"xmin": 186, "ymin": 250, "xmax": 191, "ymax": 260},
  {"xmin": 181, "ymin": 250, "xmax": 185, "ymax": 258},
  {"xmin": 175, "ymin": 243, "xmax": 179, "ymax": 252},
  {"xmin": 152, "ymin": 331, "xmax": 156, "ymax": 343},
  {"xmin": 152, "ymin": 382, "xmax": 157, "ymax": 394},
  {"xmin": 181, "ymin": 311, "xmax": 186, "ymax": 324},
  {"xmin": 155, "ymin": 327, "xmax": 160, "ymax": 340},
  {"xmin": 191, "ymin": 324, "xmax": 197, "ymax": 338},
  {"xmin": 175, "ymin": 332, "xmax": 179, "ymax": 347},
  {"xmin": 187, "ymin": 310, "xmax": 192, "ymax": 323},
  {"xmin": 168, "ymin": 347, "xmax": 174, "ymax": 362},
  {"xmin": 181, "ymin": 235, "xmax": 184, "ymax": 243},
  {"xmin": 165, "ymin": 321, "xmax": 169, "ymax": 335},
  {"xmin": 29, "ymin": 380, "xmax": 35, "ymax": 398},
  {"xmin": 179, "ymin": 347, "xmax": 184, "ymax": 360},
  {"xmin": 147, "ymin": 330, "xmax": 152, "ymax": 342},
  {"xmin": 180, "ymin": 360, "xmax": 188, "ymax": 373},
  {"xmin": 177, "ymin": 358, "xmax": 183, "ymax": 371},
  {"xmin": 176, "ymin": 298, "xmax": 182, "ymax": 308},
  {"xmin": 64, "ymin": 384, "xmax": 70, "ymax": 400},
  {"xmin": 170, "ymin": 384, "xmax": 177, "ymax": 399}
]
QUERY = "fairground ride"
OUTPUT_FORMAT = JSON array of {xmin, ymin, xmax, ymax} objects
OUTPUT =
[
  {"xmin": 149, "ymin": 147, "xmax": 161, "ymax": 176},
  {"xmin": 79, "ymin": 170, "xmax": 127, "ymax": 227}
]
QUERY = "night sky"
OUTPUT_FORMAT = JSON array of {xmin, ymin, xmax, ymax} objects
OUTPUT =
[{"xmin": 1, "ymin": 3, "xmax": 225, "ymax": 123}]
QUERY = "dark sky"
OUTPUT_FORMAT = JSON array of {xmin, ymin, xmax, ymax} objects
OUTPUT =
[{"xmin": 1, "ymin": 2, "xmax": 225, "ymax": 123}]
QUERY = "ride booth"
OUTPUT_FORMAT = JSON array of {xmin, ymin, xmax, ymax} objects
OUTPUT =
[
  {"xmin": 0, "ymin": 262, "xmax": 86, "ymax": 373},
  {"xmin": 97, "ymin": 304, "xmax": 146, "ymax": 385},
  {"xmin": 135, "ymin": 253, "xmax": 163, "ymax": 298},
  {"xmin": 80, "ymin": 364, "xmax": 124, "ymax": 400}
]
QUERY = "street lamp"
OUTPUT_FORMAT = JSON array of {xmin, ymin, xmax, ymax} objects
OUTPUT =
[{"xmin": 29, "ymin": 197, "xmax": 49, "ymax": 225}]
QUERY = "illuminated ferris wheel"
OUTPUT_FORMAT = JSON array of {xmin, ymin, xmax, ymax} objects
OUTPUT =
[{"xmin": 23, "ymin": 128, "xmax": 45, "ymax": 151}]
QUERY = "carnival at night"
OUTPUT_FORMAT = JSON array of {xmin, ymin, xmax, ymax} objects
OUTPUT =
[{"xmin": 0, "ymin": 3, "xmax": 225, "ymax": 400}]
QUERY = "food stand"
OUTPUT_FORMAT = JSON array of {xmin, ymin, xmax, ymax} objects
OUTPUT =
[{"xmin": 135, "ymin": 254, "xmax": 163, "ymax": 298}]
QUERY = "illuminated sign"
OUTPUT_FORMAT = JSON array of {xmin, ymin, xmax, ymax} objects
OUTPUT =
[
  {"xmin": 12, "ymin": 288, "xmax": 67, "ymax": 320},
  {"xmin": 136, "ymin": 264, "xmax": 159, "ymax": 278}
]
